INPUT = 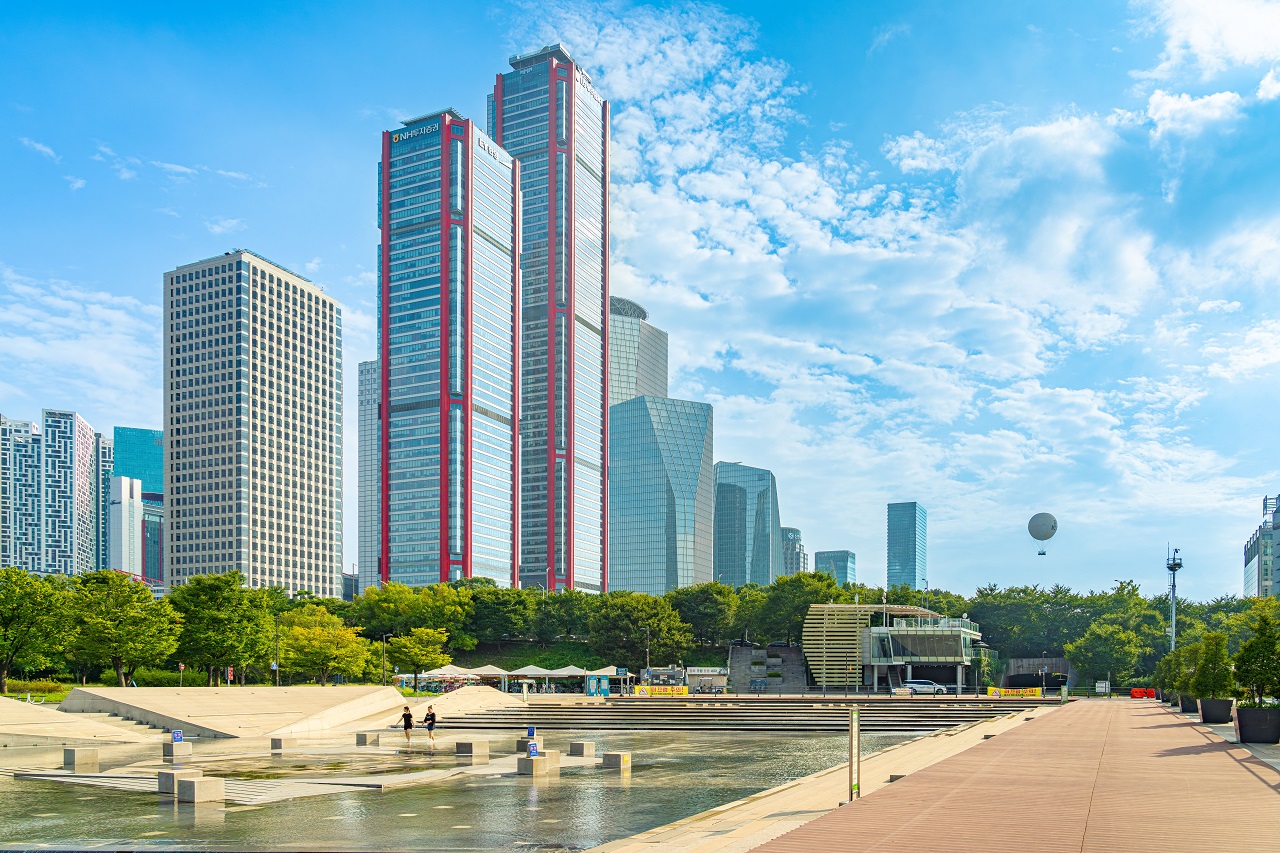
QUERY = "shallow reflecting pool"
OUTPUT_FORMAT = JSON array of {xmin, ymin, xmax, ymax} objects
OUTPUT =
[{"xmin": 0, "ymin": 729, "xmax": 909, "ymax": 851}]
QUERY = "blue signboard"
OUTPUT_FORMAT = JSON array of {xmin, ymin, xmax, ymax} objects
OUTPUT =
[
  {"xmin": 172, "ymin": 730, "xmax": 183, "ymax": 743},
  {"xmin": 615, "ymin": 667, "xmax": 628, "ymax": 678},
  {"xmin": 527, "ymin": 725, "xmax": 536, "ymax": 738},
  {"xmin": 528, "ymin": 743, "xmax": 539, "ymax": 757}
]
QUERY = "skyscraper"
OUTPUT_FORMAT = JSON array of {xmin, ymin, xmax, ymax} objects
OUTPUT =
[
  {"xmin": 0, "ymin": 415, "xmax": 41, "ymax": 572},
  {"xmin": 490, "ymin": 44, "xmax": 610, "ymax": 592},
  {"xmin": 814, "ymin": 550, "xmax": 856, "ymax": 585},
  {"xmin": 887, "ymin": 501, "xmax": 927, "ymax": 590},
  {"xmin": 609, "ymin": 396, "xmax": 713, "ymax": 595},
  {"xmin": 164, "ymin": 250, "xmax": 343, "ymax": 596},
  {"xmin": 781, "ymin": 527, "xmax": 808, "ymax": 575},
  {"xmin": 107, "ymin": 475, "xmax": 144, "ymax": 575},
  {"xmin": 357, "ymin": 359, "xmax": 380, "ymax": 594},
  {"xmin": 713, "ymin": 462, "xmax": 783, "ymax": 587},
  {"xmin": 94, "ymin": 431, "xmax": 113, "ymax": 571},
  {"xmin": 377, "ymin": 110, "xmax": 520, "ymax": 588},
  {"xmin": 1243, "ymin": 496, "xmax": 1277, "ymax": 598},
  {"xmin": 113, "ymin": 427, "xmax": 164, "ymax": 495},
  {"xmin": 608, "ymin": 296, "xmax": 667, "ymax": 406},
  {"xmin": 41, "ymin": 410, "xmax": 99, "ymax": 576}
]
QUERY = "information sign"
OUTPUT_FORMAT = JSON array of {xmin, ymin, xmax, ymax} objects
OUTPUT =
[
  {"xmin": 172, "ymin": 730, "xmax": 183, "ymax": 743},
  {"xmin": 528, "ymin": 743, "xmax": 539, "ymax": 757}
]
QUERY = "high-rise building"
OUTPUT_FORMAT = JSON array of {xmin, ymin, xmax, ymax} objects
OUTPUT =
[
  {"xmin": 609, "ymin": 396, "xmax": 713, "ymax": 595},
  {"xmin": 141, "ymin": 501, "xmax": 164, "ymax": 585},
  {"xmin": 608, "ymin": 297, "xmax": 667, "ymax": 406},
  {"xmin": 814, "ymin": 550, "xmax": 856, "ymax": 585},
  {"xmin": 107, "ymin": 475, "xmax": 144, "ymax": 575},
  {"xmin": 1244, "ymin": 496, "xmax": 1278, "ymax": 598},
  {"xmin": 490, "ymin": 44, "xmax": 610, "ymax": 592},
  {"xmin": 377, "ymin": 110, "xmax": 520, "ymax": 588},
  {"xmin": 781, "ymin": 527, "xmax": 808, "ymax": 575},
  {"xmin": 41, "ymin": 410, "xmax": 99, "ymax": 576},
  {"xmin": 113, "ymin": 427, "xmax": 164, "ymax": 495},
  {"xmin": 887, "ymin": 501, "xmax": 927, "ymax": 590},
  {"xmin": 164, "ymin": 250, "xmax": 343, "ymax": 596},
  {"xmin": 713, "ymin": 462, "xmax": 783, "ymax": 587},
  {"xmin": 94, "ymin": 432, "xmax": 113, "ymax": 571},
  {"xmin": 357, "ymin": 359, "xmax": 380, "ymax": 594},
  {"xmin": 0, "ymin": 416, "xmax": 41, "ymax": 572}
]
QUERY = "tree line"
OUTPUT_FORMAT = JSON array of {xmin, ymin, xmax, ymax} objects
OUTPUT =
[{"xmin": 1, "ymin": 565, "xmax": 1273, "ymax": 689}]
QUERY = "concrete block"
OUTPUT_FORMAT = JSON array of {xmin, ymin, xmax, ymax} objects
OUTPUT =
[
  {"xmin": 569, "ymin": 741, "xmax": 595, "ymax": 758},
  {"xmin": 542, "ymin": 749, "xmax": 561, "ymax": 768},
  {"xmin": 63, "ymin": 747, "xmax": 98, "ymax": 774},
  {"xmin": 454, "ymin": 740, "xmax": 489, "ymax": 757},
  {"xmin": 163, "ymin": 742, "xmax": 193, "ymax": 757},
  {"xmin": 270, "ymin": 737, "xmax": 297, "ymax": 752},
  {"xmin": 602, "ymin": 751, "xmax": 631, "ymax": 769},
  {"xmin": 516, "ymin": 737, "xmax": 542, "ymax": 754},
  {"xmin": 355, "ymin": 733, "xmax": 380, "ymax": 747},
  {"xmin": 176, "ymin": 776, "xmax": 225, "ymax": 803},
  {"xmin": 516, "ymin": 756, "xmax": 549, "ymax": 776},
  {"xmin": 158, "ymin": 768, "xmax": 203, "ymax": 795}
]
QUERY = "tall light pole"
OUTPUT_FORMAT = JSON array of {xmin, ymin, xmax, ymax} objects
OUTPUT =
[
  {"xmin": 644, "ymin": 625, "xmax": 651, "ymax": 674},
  {"xmin": 273, "ymin": 615, "xmax": 280, "ymax": 687},
  {"xmin": 1167, "ymin": 548, "xmax": 1182, "ymax": 651},
  {"xmin": 380, "ymin": 633, "xmax": 391, "ymax": 686}
]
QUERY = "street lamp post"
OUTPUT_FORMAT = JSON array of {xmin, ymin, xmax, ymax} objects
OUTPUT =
[
  {"xmin": 644, "ymin": 626, "xmax": 651, "ymax": 674},
  {"xmin": 273, "ymin": 615, "xmax": 280, "ymax": 687},
  {"xmin": 381, "ymin": 633, "xmax": 391, "ymax": 687}
]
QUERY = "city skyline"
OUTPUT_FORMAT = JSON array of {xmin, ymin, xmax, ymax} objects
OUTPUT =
[{"xmin": 4, "ymin": 2, "xmax": 1279, "ymax": 599}]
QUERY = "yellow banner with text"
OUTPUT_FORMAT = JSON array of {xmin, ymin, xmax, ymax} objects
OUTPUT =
[{"xmin": 986, "ymin": 687, "xmax": 1043, "ymax": 698}]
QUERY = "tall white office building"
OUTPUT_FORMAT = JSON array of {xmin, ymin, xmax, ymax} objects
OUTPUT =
[
  {"xmin": 164, "ymin": 250, "xmax": 343, "ymax": 596},
  {"xmin": 108, "ymin": 475, "xmax": 144, "ymax": 575},
  {"xmin": 357, "ymin": 358, "xmax": 380, "ymax": 594}
]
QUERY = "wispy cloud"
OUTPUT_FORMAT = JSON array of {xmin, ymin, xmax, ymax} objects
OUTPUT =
[
  {"xmin": 1146, "ymin": 88, "xmax": 1245, "ymax": 140},
  {"xmin": 150, "ymin": 160, "xmax": 199, "ymax": 177},
  {"xmin": 18, "ymin": 137, "xmax": 58, "ymax": 161},
  {"xmin": 205, "ymin": 218, "xmax": 245, "ymax": 235},
  {"xmin": 304, "ymin": 257, "xmax": 323, "ymax": 274},
  {"xmin": 155, "ymin": 207, "xmax": 180, "ymax": 218},
  {"xmin": 63, "ymin": 176, "xmax": 86, "ymax": 191},
  {"xmin": 867, "ymin": 22, "xmax": 910, "ymax": 58},
  {"xmin": 215, "ymin": 169, "xmax": 250, "ymax": 180}
]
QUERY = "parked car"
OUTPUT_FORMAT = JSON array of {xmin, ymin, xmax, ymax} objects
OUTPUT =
[
  {"xmin": 903, "ymin": 679, "xmax": 947, "ymax": 696},
  {"xmin": 767, "ymin": 641, "xmax": 791, "ymax": 648}
]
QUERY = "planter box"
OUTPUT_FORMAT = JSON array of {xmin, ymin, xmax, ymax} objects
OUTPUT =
[
  {"xmin": 1179, "ymin": 695, "xmax": 1199, "ymax": 714},
  {"xmin": 1234, "ymin": 707, "xmax": 1280, "ymax": 744},
  {"xmin": 1155, "ymin": 689, "xmax": 1163, "ymax": 701},
  {"xmin": 1167, "ymin": 693, "xmax": 1179, "ymax": 707},
  {"xmin": 1198, "ymin": 698, "xmax": 1233, "ymax": 725}
]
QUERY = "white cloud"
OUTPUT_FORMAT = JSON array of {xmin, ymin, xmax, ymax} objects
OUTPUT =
[
  {"xmin": 216, "ymin": 170, "xmax": 250, "ymax": 180},
  {"xmin": 1259, "ymin": 67, "xmax": 1280, "ymax": 100},
  {"xmin": 1146, "ymin": 89, "xmax": 1245, "ymax": 139},
  {"xmin": 1197, "ymin": 299, "xmax": 1242, "ymax": 313},
  {"xmin": 867, "ymin": 23, "xmax": 910, "ymax": 58},
  {"xmin": 155, "ymin": 207, "xmax": 180, "ymax": 218},
  {"xmin": 18, "ymin": 137, "xmax": 58, "ymax": 161},
  {"xmin": 304, "ymin": 257, "xmax": 323, "ymax": 274},
  {"xmin": 205, "ymin": 218, "xmax": 245, "ymax": 235},
  {"xmin": 150, "ymin": 160, "xmax": 199, "ymax": 176},
  {"xmin": 1138, "ymin": 0, "xmax": 1280, "ymax": 79},
  {"xmin": 63, "ymin": 176, "xmax": 86, "ymax": 191},
  {"xmin": 882, "ymin": 131, "xmax": 954, "ymax": 173},
  {"xmin": 1203, "ymin": 320, "xmax": 1280, "ymax": 379}
]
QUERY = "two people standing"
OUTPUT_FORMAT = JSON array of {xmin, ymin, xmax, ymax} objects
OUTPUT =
[{"xmin": 397, "ymin": 704, "xmax": 437, "ymax": 746}]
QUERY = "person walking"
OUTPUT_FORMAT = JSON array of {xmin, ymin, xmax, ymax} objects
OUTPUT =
[
  {"xmin": 397, "ymin": 705, "xmax": 414, "ymax": 745},
  {"xmin": 420, "ymin": 705, "xmax": 437, "ymax": 746}
]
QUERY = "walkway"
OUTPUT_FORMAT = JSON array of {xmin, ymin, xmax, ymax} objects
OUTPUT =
[{"xmin": 752, "ymin": 700, "xmax": 1280, "ymax": 853}]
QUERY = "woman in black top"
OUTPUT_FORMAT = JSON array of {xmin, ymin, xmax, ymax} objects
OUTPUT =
[
  {"xmin": 398, "ymin": 705, "xmax": 414, "ymax": 744},
  {"xmin": 420, "ymin": 705, "xmax": 437, "ymax": 745}
]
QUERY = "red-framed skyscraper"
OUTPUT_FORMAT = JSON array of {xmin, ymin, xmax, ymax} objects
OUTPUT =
[
  {"xmin": 378, "ymin": 109, "xmax": 521, "ymax": 587},
  {"xmin": 489, "ymin": 44, "xmax": 610, "ymax": 592}
]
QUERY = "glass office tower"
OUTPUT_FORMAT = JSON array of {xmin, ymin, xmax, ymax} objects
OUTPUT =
[
  {"xmin": 608, "ymin": 296, "xmax": 667, "ymax": 406},
  {"xmin": 490, "ymin": 44, "xmax": 610, "ymax": 592},
  {"xmin": 608, "ymin": 396, "xmax": 713, "ymax": 595},
  {"xmin": 781, "ymin": 527, "xmax": 807, "ymax": 575},
  {"xmin": 814, "ymin": 550, "xmax": 856, "ymax": 585},
  {"xmin": 357, "ymin": 359, "xmax": 380, "ymax": 593},
  {"xmin": 113, "ymin": 427, "xmax": 164, "ymax": 495},
  {"xmin": 887, "ymin": 501, "xmax": 927, "ymax": 590},
  {"xmin": 378, "ymin": 109, "xmax": 520, "ymax": 587},
  {"xmin": 713, "ymin": 462, "xmax": 783, "ymax": 587}
]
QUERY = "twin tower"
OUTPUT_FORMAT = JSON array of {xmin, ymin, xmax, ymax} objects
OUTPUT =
[{"xmin": 368, "ymin": 45, "xmax": 609, "ymax": 593}]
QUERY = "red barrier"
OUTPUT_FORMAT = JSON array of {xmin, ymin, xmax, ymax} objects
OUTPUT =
[
  {"xmin": 1131, "ymin": 688, "xmax": 1144, "ymax": 699},
  {"xmin": 1145, "ymin": 688, "xmax": 1156, "ymax": 699}
]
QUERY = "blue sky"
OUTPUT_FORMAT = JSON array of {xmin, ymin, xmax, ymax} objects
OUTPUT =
[{"xmin": 3, "ymin": 1, "xmax": 1280, "ymax": 600}]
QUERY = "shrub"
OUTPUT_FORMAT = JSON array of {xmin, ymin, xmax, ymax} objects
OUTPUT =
[{"xmin": 3, "ymin": 678, "xmax": 67, "ymax": 695}]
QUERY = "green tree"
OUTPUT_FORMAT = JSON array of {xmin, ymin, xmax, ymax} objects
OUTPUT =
[
  {"xmin": 386, "ymin": 627, "xmax": 452, "ymax": 692},
  {"xmin": 1190, "ymin": 632, "xmax": 1231, "ymax": 700},
  {"xmin": 1233, "ymin": 610, "xmax": 1280, "ymax": 706},
  {"xmin": 68, "ymin": 571, "xmax": 181, "ymax": 687},
  {"xmin": 349, "ymin": 582, "xmax": 429, "ymax": 639},
  {"xmin": 0, "ymin": 568, "xmax": 69, "ymax": 693},
  {"xmin": 728, "ymin": 584, "xmax": 767, "ymax": 642},
  {"xmin": 1174, "ymin": 643, "xmax": 1200, "ymax": 696},
  {"xmin": 665, "ymin": 582, "xmax": 736, "ymax": 644},
  {"xmin": 463, "ymin": 582, "xmax": 532, "ymax": 645},
  {"xmin": 1064, "ymin": 621, "xmax": 1143, "ymax": 686},
  {"xmin": 278, "ymin": 604, "xmax": 370, "ymax": 685},
  {"xmin": 419, "ymin": 583, "xmax": 476, "ymax": 650},
  {"xmin": 531, "ymin": 589, "xmax": 595, "ymax": 644},
  {"xmin": 759, "ymin": 572, "xmax": 841, "ymax": 643},
  {"xmin": 587, "ymin": 591, "xmax": 693, "ymax": 673},
  {"xmin": 169, "ymin": 572, "xmax": 273, "ymax": 686}
]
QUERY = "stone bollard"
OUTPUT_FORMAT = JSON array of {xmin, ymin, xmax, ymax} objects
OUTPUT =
[
  {"xmin": 602, "ymin": 752, "xmax": 631, "ymax": 770},
  {"xmin": 63, "ymin": 748, "xmax": 98, "ymax": 774},
  {"xmin": 355, "ymin": 733, "xmax": 381, "ymax": 747},
  {"xmin": 455, "ymin": 740, "xmax": 489, "ymax": 757},
  {"xmin": 516, "ymin": 755, "xmax": 549, "ymax": 776},
  {"xmin": 176, "ymin": 776, "xmax": 225, "ymax": 804},
  {"xmin": 542, "ymin": 749, "xmax": 561, "ymax": 769},
  {"xmin": 516, "ymin": 737, "xmax": 542, "ymax": 754},
  {"xmin": 270, "ymin": 737, "xmax": 297, "ymax": 753},
  {"xmin": 163, "ymin": 742, "xmax": 193, "ymax": 758},
  {"xmin": 569, "ymin": 741, "xmax": 595, "ymax": 758},
  {"xmin": 158, "ymin": 768, "xmax": 203, "ymax": 795}
]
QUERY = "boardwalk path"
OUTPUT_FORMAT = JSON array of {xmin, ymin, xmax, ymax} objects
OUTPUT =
[{"xmin": 753, "ymin": 700, "xmax": 1280, "ymax": 853}]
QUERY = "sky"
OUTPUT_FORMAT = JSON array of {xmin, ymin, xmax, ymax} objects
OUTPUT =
[{"xmin": 3, "ymin": 1, "xmax": 1280, "ymax": 601}]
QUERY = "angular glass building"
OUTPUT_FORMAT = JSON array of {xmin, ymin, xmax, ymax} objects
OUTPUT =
[
  {"xmin": 781, "ymin": 527, "xmax": 807, "ymax": 575},
  {"xmin": 378, "ymin": 109, "xmax": 520, "ymax": 587},
  {"xmin": 113, "ymin": 427, "xmax": 164, "ymax": 495},
  {"xmin": 490, "ymin": 44, "xmax": 610, "ymax": 592},
  {"xmin": 814, "ymin": 549, "xmax": 856, "ymax": 585},
  {"xmin": 608, "ymin": 296, "xmax": 667, "ymax": 406},
  {"xmin": 608, "ymin": 396, "xmax": 713, "ymax": 595},
  {"xmin": 713, "ymin": 462, "xmax": 783, "ymax": 587},
  {"xmin": 887, "ymin": 501, "xmax": 927, "ymax": 590}
]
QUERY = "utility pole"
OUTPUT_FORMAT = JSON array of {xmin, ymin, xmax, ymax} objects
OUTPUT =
[
  {"xmin": 1167, "ymin": 548, "xmax": 1182, "ymax": 652},
  {"xmin": 645, "ymin": 626, "xmax": 651, "ymax": 674}
]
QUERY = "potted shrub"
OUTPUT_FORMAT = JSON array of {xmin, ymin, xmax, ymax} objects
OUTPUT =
[
  {"xmin": 1233, "ymin": 612, "xmax": 1280, "ymax": 744},
  {"xmin": 1175, "ymin": 643, "xmax": 1200, "ymax": 714},
  {"xmin": 1191, "ymin": 632, "xmax": 1233, "ymax": 724}
]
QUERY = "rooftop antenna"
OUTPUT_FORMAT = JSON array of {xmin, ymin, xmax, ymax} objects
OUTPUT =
[{"xmin": 1166, "ymin": 546, "xmax": 1182, "ymax": 651}]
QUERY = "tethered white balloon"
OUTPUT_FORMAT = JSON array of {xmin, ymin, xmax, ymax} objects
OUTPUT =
[{"xmin": 1028, "ymin": 512, "xmax": 1058, "ymax": 542}]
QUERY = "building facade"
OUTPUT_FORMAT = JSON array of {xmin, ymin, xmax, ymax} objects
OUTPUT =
[
  {"xmin": 41, "ymin": 410, "xmax": 100, "ymax": 576},
  {"xmin": 107, "ymin": 475, "xmax": 144, "ymax": 575},
  {"xmin": 814, "ymin": 549, "xmax": 856, "ymax": 585},
  {"xmin": 608, "ymin": 296, "xmax": 667, "ymax": 406},
  {"xmin": 357, "ymin": 359, "xmax": 380, "ymax": 593},
  {"xmin": 781, "ymin": 527, "xmax": 808, "ymax": 575},
  {"xmin": 141, "ymin": 500, "xmax": 163, "ymax": 585},
  {"xmin": 608, "ymin": 396, "xmax": 713, "ymax": 595},
  {"xmin": 887, "ymin": 501, "xmax": 927, "ymax": 590},
  {"xmin": 713, "ymin": 462, "xmax": 783, "ymax": 587},
  {"xmin": 164, "ymin": 250, "xmax": 343, "ymax": 596},
  {"xmin": 1244, "ymin": 496, "xmax": 1278, "ymax": 598},
  {"xmin": 95, "ymin": 432, "xmax": 113, "ymax": 571},
  {"xmin": 0, "ymin": 416, "xmax": 41, "ymax": 572},
  {"xmin": 490, "ymin": 44, "xmax": 610, "ymax": 592},
  {"xmin": 113, "ymin": 427, "xmax": 164, "ymax": 495},
  {"xmin": 378, "ymin": 110, "xmax": 520, "ymax": 588}
]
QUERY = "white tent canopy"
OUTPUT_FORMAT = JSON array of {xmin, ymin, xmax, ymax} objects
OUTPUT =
[
  {"xmin": 465, "ymin": 665, "xmax": 509, "ymax": 677},
  {"xmin": 587, "ymin": 666, "xmax": 621, "ymax": 677},
  {"xmin": 546, "ymin": 665, "xmax": 586, "ymax": 677},
  {"xmin": 424, "ymin": 665, "xmax": 471, "ymax": 677}
]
